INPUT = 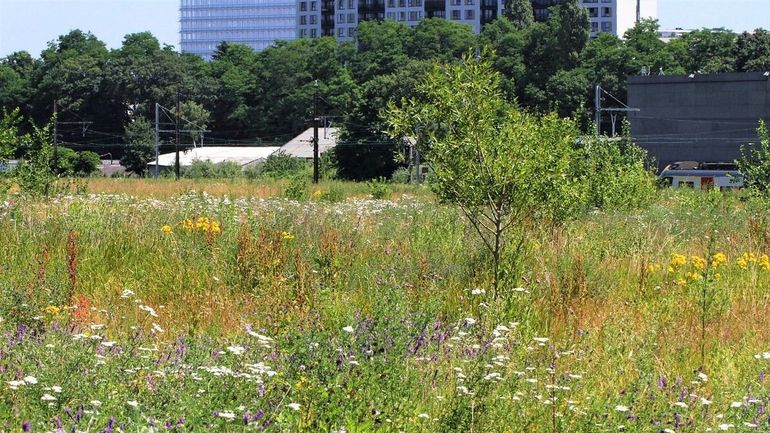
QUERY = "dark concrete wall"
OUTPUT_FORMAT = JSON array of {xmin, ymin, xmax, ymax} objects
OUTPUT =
[{"xmin": 627, "ymin": 73, "xmax": 770, "ymax": 170}]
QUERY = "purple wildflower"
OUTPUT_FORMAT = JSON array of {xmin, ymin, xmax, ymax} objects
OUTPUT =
[{"xmin": 22, "ymin": 420, "xmax": 31, "ymax": 432}]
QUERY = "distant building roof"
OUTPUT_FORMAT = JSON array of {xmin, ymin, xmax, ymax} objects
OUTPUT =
[
  {"xmin": 279, "ymin": 127, "xmax": 338, "ymax": 159},
  {"xmin": 148, "ymin": 146, "xmax": 279, "ymax": 167}
]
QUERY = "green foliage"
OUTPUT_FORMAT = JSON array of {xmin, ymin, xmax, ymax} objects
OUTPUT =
[
  {"xmin": 367, "ymin": 177, "xmax": 390, "ymax": 199},
  {"xmin": 733, "ymin": 29, "xmax": 770, "ymax": 72},
  {"xmin": 50, "ymin": 147, "xmax": 100, "ymax": 176},
  {"xmin": 258, "ymin": 151, "xmax": 307, "ymax": 179},
  {"xmin": 503, "ymin": 0, "xmax": 534, "ymax": 30},
  {"xmin": 120, "ymin": 118, "xmax": 155, "ymax": 177},
  {"xmin": 390, "ymin": 167, "xmax": 411, "ymax": 184},
  {"xmin": 15, "ymin": 119, "xmax": 56, "ymax": 196},
  {"xmin": 580, "ymin": 131, "xmax": 657, "ymax": 210},
  {"xmin": 387, "ymin": 54, "xmax": 587, "ymax": 295},
  {"xmin": 283, "ymin": 173, "xmax": 308, "ymax": 201},
  {"xmin": 736, "ymin": 121, "xmax": 770, "ymax": 196},
  {"xmin": 182, "ymin": 160, "xmax": 243, "ymax": 179}
]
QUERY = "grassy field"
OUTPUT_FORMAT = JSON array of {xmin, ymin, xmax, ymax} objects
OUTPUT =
[{"xmin": 2, "ymin": 179, "xmax": 770, "ymax": 432}]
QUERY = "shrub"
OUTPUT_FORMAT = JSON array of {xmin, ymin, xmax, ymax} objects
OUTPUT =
[
  {"xmin": 260, "ymin": 151, "xmax": 307, "ymax": 179},
  {"xmin": 390, "ymin": 167, "xmax": 411, "ymax": 184},
  {"xmin": 736, "ymin": 121, "xmax": 770, "ymax": 196},
  {"xmin": 182, "ymin": 160, "xmax": 243, "ymax": 179},
  {"xmin": 283, "ymin": 174, "xmax": 308, "ymax": 201},
  {"xmin": 580, "ymin": 129, "xmax": 656, "ymax": 211},
  {"xmin": 367, "ymin": 177, "xmax": 390, "ymax": 199}
]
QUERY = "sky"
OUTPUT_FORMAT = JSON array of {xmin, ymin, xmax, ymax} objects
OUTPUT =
[{"xmin": 0, "ymin": 0, "xmax": 769, "ymax": 58}]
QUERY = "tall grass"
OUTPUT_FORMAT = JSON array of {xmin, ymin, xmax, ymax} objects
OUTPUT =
[{"xmin": 1, "ymin": 184, "xmax": 770, "ymax": 432}]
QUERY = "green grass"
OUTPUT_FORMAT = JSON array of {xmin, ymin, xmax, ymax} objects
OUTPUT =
[{"xmin": 2, "ymin": 183, "xmax": 770, "ymax": 432}]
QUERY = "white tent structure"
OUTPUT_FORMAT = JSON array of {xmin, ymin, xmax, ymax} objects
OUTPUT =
[{"xmin": 148, "ymin": 146, "xmax": 279, "ymax": 169}]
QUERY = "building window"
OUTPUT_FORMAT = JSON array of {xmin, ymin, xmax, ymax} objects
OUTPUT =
[
  {"xmin": 348, "ymin": 27, "xmax": 355, "ymax": 37},
  {"xmin": 311, "ymin": 1, "xmax": 317, "ymax": 10},
  {"xmin": 300, "ymin": 15, "xmax": 307, "ymax": 24},
  {"xmin": 348, "ymin": 0, "xmax": 353, "ymax": 8},
  {"xmin": 465, "ymin": 9, "xmax": 474, "ymax": 19},
  {"xmin": 300, "ymin": 2, "xmax": 307, "ymax": 11},
  {"xmin": 311, "ymin": 28, "xmax": 317, "ymax": 37},
  {"xmin": 591, "ymin": 21, "xmax": 598, "ymax": 32},
  {"xmin": 398, "ymin": 0, "xmax": 405, "ymax": 6},
  {"xmin": 338, "ymin": 0, "xmax": 345, "ymax": 8},
  {"xmin": 301, "ymin": 28, "xmax": 308, "ymax": 37},
  {"xmin": 602, "ymin": 7, "xmax": 611, "ymax": 17},
  {"xmin": 464, "ymin": 0, "xmax": 474, "ymax": 4},
  {"xmin": 310, "ymin": 15, "xmax": 317, "ymax": 24},
  {"xmin": 588, "ymin": 7, "xmax": 597, "ymax": 17},
  {"xmin": 409, "ymin": 10, "xmax": 418, "ymax": 20},
  {"xmin": 348, "ymin": 13, "xmax": 355, "ymax": 22},
  {"xmin": 388, "ymin": 0, "xmax": 394, "ymax": 6},
  {"xmin": 338, "ymin": 27, "xmax": 345, "ymax": 36},
  {"xmin": 451, "ymin": 9, "xmax": 460, "ymax": 19},
  {"xmin": 387, "ymin": 11, "xmax": 396, "ymax": 19},
  {"xmin": 339, "ymin": 13, "xmax": 345, "ymax": 21},
  {"xmin": 398, "ymin": 11, "xmax": 406, "ymax": 20},
  {"xmin": 601, "ymin": 21, "xmax": 612, "ymax": 32}
]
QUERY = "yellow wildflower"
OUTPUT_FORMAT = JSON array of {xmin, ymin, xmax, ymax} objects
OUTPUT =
[
  {"xmin": 691, "ymin": 255, "xmax": 706, "ymax": 271},
  {"xmin": 686, "ymin": 271, "xmax": 702, "ymax": 282},
  {"xmin": 760, "ymin": 254, "xmax": 770, "ymax": 270},
  {"xmin": 710, "ymin": 252, "xmax": 727, "ymax": 268},
  {"xmin": 676, "ymin": 278, "xmax": 688, "ymax": 286},
  {"xmin": 670, "ymin": 254, "xmax": 687, "ymax": 270},
  {"xmin": 181, "ymin": 219, "xmax": 195, "ymax": 232},
  {"xmin": 45, "ymin": 305, "xmax": 61, "ymax": 315},
  {"xmin": 282, "ymin": 231, "xmax": 295, "ymax": 241},
  {"xmin": 161, "ymin": 225, "xmax": 173, "ymax": 234},
  {"xmin": 312, "ymin": 190, "xmax": 323, "ymax": 199}
]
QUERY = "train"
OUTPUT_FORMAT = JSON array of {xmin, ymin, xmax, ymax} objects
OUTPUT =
[{"xmin": 659, "ymin": 161, "xmax": 743, "ymax": 190}]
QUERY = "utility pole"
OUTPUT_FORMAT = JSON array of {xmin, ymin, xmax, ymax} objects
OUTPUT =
[
  {"xmin": 175, "ymin": 95, "xmax": 181, "ymax": 181},
  {"xmin": 154, "ymin": 102, "xmax": 160, "ymax": 177},
  {"xmin": 594, "ymin": 84, "xmax": 601, "ymax": 135},
  {"xmin": 53, "ymin": 99, "xmax": 58, "ymax": 164},
  {"xmin": 313, "ymin": 80, "xmax": 319, "ymax": 184}
]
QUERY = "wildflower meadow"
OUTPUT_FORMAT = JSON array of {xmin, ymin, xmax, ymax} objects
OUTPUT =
[{"xmin": 2, "ymin": 180, "xmax": 770, "ymax": 432}]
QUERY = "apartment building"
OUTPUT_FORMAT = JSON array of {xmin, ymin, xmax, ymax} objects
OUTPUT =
[
  {"xmin": 180, "ymin": 0, "xmax": 503, "ymax": 59},
  {"xmin": 180, "ymin": 0, "xmax": 298, "ymax": 59},
  {"xmin": 178, "ymin": 0, "xmax": 655, "ymax": 59},
  {"xmin": 532, "ymin": 0, "xmax": 658, "ymax": 38}
]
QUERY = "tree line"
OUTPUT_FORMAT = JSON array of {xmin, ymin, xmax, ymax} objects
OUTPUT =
[{"xmin": 0, "ymin": 0, "xmax": 769, "ymax": 179}]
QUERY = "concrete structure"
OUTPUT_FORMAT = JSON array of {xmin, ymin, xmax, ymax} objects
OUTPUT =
[
  {"xmin": 627, "ymin": 72, "xmax": 770, "ymax": 170},
  {"xmin": 532, "ymin": 0, "xmax": 657, "ymax": 38},
  {"xmin": 148, "ymin": 146, "xmax": 280, "ymax": 168},
  {"xmin": 180, "ymin": 0, "xmax": 504, "ymax": 59},
  {"xmin": 278, "ymin": 127, "xmax": 338, "ymax": 159}
]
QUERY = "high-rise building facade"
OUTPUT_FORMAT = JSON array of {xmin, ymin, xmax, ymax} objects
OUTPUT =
[
  {"xmin": 532, "ymin": 0, "xmax": 658, "ymax": 38},
  {"xmin": 180, "ymin": 0, "xmax": 298, "ymax": 59},
  {"xmin": 180, "ymin": 0, "xmax": 504, "ymax": 59},
  {"xmin": 179, "ymin": 0, "xmax": 655, "ymax": 59}
]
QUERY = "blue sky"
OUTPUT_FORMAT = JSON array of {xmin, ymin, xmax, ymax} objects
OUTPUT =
[{"xmin": 0, "ymin": 0, "xmax": 769, "ymax": 58}]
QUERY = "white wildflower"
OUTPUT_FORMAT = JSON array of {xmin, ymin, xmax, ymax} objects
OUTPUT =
[
  {"xmin": 217, "ymin": 411, "xmax": 236, "ymax": 421},
  {"xmin": 227, "ymin": 346, "xmax": 246, "ymax": 355},
  {"xmin": 127, "ymin": 400, "xmax": 139, "ymax": 408},
  {"xmin": 41, "ymin": 394, "xmax": 57, "ymax": 401},
  {"xmin": 342, "ymin": 326, "xmax": 355, "ymax": 333},
  {"xmin": 614, "ymin": 405, "xmax": 629, "ymax": 412},
  {"xmin": 23, "ymin": 376, "xmax": 37, "ymax": 385},
  {"xmin": 288, "ymin": 403, "xmax": 301, "ymax": 411}
]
